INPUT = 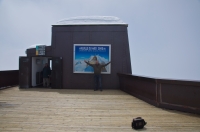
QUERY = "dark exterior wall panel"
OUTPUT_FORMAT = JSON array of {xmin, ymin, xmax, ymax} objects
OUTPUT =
[
  {"xmin": 70, "ymin": 74, "xmax": 93, "ymax": 89},
  {"xmin": 52, "ymin": 32, "xmax": 72, "ymax": 89},
  {"xmin": 27, "ymin": 25, "xmax": 131, "ymax": 89},
  {"xmin": 113, "ymin": 32, "xmax": 132, "ymax": 74},
  {"xmin": 90, "ymin": 32, "xmax": 113, "ymax": 44},
  {"xmin": 52, "ymin": 25, "xmax": 128, "ymax": 32},
  {"xmin": 51, "ymin": 25, "xmax": 131, "ymax": 89},
  {"xmin": 73, "ymin": 32, "xmax": 90, "ymax": 44}
]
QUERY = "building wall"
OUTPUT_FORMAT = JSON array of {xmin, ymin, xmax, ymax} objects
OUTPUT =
[{"xmin": 51, "ymin": 25, "xmax": 132, "ymax": 89}]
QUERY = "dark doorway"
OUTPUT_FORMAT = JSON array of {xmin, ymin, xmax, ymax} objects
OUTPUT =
[
  {"xmin": 31, "ymin": 57, "xmax": 52, "ymax": 87},
  {"xmin": 19, "ymin": 57, "xmax": 31, "ymax": 88},
  {"xmin": 51, "ymin": 57, "xmax": 63, "ymax": 88}
]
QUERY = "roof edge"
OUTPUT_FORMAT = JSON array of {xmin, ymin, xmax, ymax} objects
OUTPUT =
[{"xmin": 52, "ymin": 24, "xmax": 128, "ymax": 26}]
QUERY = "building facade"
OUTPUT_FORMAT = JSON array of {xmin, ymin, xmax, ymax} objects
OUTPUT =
[{"xmin": 19, "ymin": 16, "xmax": 132, "ymax": 89}]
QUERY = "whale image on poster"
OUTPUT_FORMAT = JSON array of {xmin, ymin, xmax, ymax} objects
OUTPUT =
[{"xmin": 74, "ymin": 44, "xmax": 111, "ymax": 74}]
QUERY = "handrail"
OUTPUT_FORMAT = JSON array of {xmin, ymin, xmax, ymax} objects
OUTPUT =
[{"xmin": 118, "ymin": 73, "xmax": 200, "ymax": 114}]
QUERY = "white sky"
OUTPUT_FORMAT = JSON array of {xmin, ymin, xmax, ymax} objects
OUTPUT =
[{"xmin": 0, "ymin": 0, "xmax": 200, "ymax": 81}]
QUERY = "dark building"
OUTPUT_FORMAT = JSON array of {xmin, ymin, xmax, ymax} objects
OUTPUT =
[
  {"xmin": 16, "ymin": 16, "xmax": 200, "ymax": 114},
  {"xmin": 19, "ymin": 16, "xmax": 132, "ymax": 89}
]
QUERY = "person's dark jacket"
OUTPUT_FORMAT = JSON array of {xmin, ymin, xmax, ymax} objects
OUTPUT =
[
  {"xmin": 85, "ymin": 61, "xmax": 111, "ymax": 75},
  {"xmin": 42, "ymin": 66, "xmax": 51, "ymax": 78}
]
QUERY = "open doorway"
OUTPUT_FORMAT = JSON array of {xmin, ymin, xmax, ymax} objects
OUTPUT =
[
  {"xmin": 19, "ymin": 56, "xmax": 62, "ymax": 88},
  {"xmin": 31, "ymin": 57, "xmax": 52, "ymax": 87}
]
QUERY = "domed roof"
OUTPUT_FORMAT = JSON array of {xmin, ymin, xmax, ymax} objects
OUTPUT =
[{"xmin": 55, "ymin": 16, "xmax": 127, "ymax": 25}]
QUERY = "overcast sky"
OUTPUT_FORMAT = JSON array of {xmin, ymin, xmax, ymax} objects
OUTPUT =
[{"xmin": 0, "ymin": 0, "xmax": 200, "ymax": 81}]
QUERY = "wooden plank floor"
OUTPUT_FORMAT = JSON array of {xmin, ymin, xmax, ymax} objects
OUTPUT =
[{"xmin": 0, "ymin": 87, "xmax": 200, "ymax": 132}]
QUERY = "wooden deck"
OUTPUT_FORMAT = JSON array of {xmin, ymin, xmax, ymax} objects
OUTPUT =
[{"xmin": 0, "ymin": 87, "xmax": 200, "ymax": 132}]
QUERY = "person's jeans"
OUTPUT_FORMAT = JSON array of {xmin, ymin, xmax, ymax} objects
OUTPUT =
[
  {"xmin": 94, "ymin": 75, "xmax": 101, "ymax": 90},
  {"xmin": 43, "ymin": 78, "xmax": 49, "ymax": 87}
]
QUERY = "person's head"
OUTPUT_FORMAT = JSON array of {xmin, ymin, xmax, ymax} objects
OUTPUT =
[{"xmin": 45, "ymin": 63, "xmax": 48, "ymax": 67}]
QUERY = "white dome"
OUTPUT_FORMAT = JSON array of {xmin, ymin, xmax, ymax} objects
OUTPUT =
[{"xmin": 55, "ymin": 16, "xmax": 127, "ymax": 25}]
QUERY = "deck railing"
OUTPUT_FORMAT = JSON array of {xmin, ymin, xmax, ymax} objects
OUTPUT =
[
  {"xmin": 0, "ymin": 70, "xmax": 19, "ymax": 88},
  {"xmin": 118, "ymin": 73, "xmax": 200, "ymax": 114}
]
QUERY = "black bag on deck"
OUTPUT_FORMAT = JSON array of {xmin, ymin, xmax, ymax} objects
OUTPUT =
[{"xmin": 132, "ymin": 117, "xmax": 147, "ymax": 129}]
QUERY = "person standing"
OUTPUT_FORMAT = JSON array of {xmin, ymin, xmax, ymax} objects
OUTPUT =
[
  {"xmin": 42, "ymin": 63, "xmax": 51, "ymax": 87},
  {"xmin": 84, "ymin": 60, "xmax": 111, "ymax": 91}
]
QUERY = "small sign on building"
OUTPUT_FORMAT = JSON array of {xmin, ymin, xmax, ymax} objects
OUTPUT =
[{"xmin": 36, "ymin": 45, "xmax": 45, "ymax": 55}]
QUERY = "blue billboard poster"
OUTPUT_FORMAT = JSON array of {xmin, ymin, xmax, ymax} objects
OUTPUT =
[{"xmin": 74, "ymin": 44, "xmax": 111, "ymax": 74}]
